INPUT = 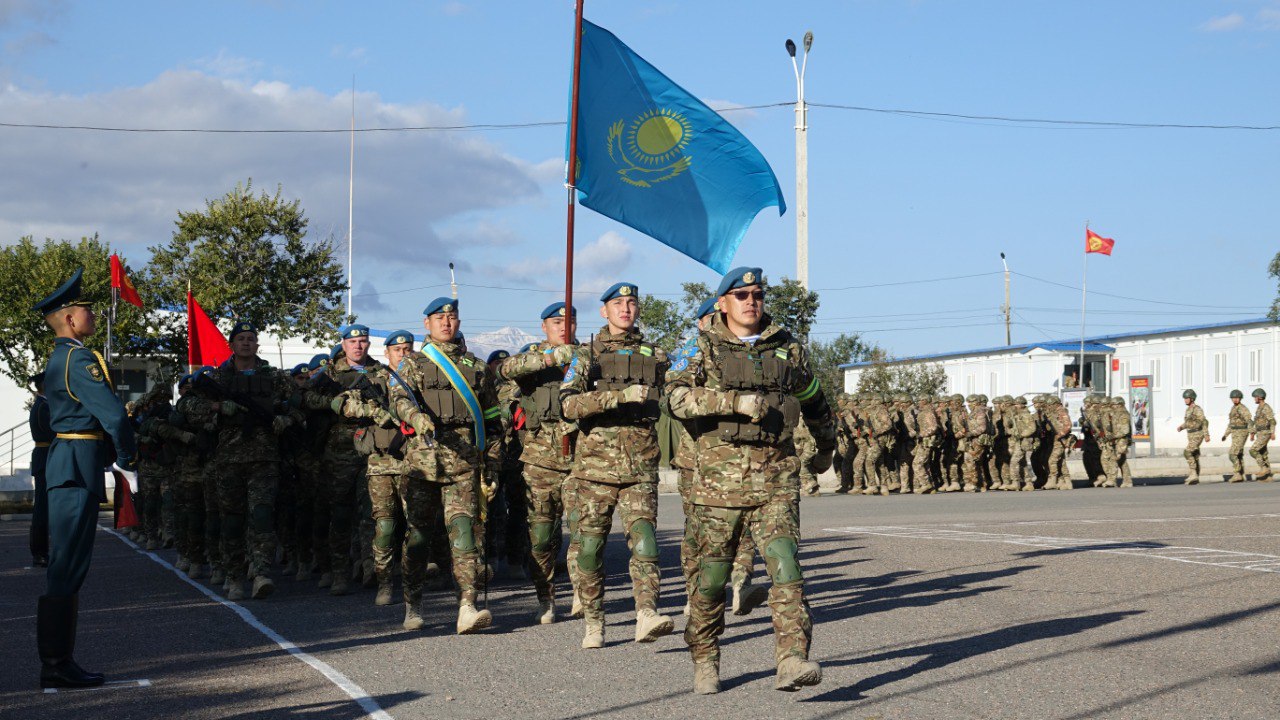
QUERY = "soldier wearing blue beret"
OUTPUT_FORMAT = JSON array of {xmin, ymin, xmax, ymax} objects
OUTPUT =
[{"xmin": 31, "ymin": 268, "xmax": 137, "ymax": 689}]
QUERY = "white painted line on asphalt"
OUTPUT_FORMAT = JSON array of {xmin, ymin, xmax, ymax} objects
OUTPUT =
[
  {"xmin": 42, "ymin": 678, "xmax": 151, "ymax": 694},
  {"xmin": 101, "ymin": 526, "xmax": 393, "ymax": 720},
  {"xmin": 825, "ymin": 525, "xmax": 1280, "ymax": 575},
  {"xmin": 903, "ymin": 512, "xmax": 1280, "ymax": 530}
]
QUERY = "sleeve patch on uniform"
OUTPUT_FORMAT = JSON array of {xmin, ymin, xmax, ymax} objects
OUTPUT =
[
  {"xmin": 774, "ymin": 348, "xmax": 789, "ymax": 360},
  {"xmin": 460, "ymin": 357, "xmax": 475, "ymax": 367},
  {"xmin": 564, "ymin": 356, "xmax": 578, "ymax": 382},
  {"xmin": 85, "ymin": 363, "xmax": 104, "ymax": 382},
  {"xmin": 639, "ymin": 345, "xmax": 654, "ymax": 357},
  {"xmin": 670, "ymin": 356, "xmax": 688, "ymax": 372}
]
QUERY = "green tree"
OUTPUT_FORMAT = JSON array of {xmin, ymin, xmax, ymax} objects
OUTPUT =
[
  {"xmin": 143, "ymin": 180, "xmax": 348, "ymax": 351},
  {"xmin": 763, "ymin": 276, "xmax": 819, "ymax": 340},
  {"xmin": 1268, "ymin": 252, "xmax": 1280, "ymax": 322},
  {"xmin": 856, "ymin": 360, "xmax": 949, "ymax": 397},
  {"xmin": 638, "ymin": 294, "xmax": 684, "ymax": 351},
  {"xmin": 808, "ymin": 332, "xmax": 877, "ymax": 405},
  {"xmin": 0, "ymin": 236, "xmax": 153, "ymax": 387}
]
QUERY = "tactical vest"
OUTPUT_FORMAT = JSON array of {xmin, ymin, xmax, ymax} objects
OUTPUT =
[
  {"xmin": 409, "ymin": 352, "xmax": 481, "ymax": 427},
  {"xmin": 337, "ymin": 366, "xmax": 402, "ymax": 452},
  {"xmin": 703, "ymin": 343, "xmax": 799, "ymax": 444},
  {"xmin": 589, "ymin": 344, "xmax": 661, "ymax": 424},
  {"xmin": 517, "ymin": 365, "xmax": 566, "ymax": 432},
  {"xmin": 223, "ymin": 370, "xmax": 276, "ymax": 420}
]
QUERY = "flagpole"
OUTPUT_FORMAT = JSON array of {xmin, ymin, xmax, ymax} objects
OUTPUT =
[
  {"xmin": 562, "ymin": 0, "xmax": 585, "ymax": 457},
  {"xmin": 347, "ymin": 75, "xmax": 355, "ymax": 320},
  {"xmin": 1079, "ymin": 223, "xmax": 1088, "ymax": 391}
]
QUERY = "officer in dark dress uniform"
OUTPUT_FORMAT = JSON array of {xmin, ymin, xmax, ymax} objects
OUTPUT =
[
  {"xmin": 29, "ymin": 371, "xmax": 53, "ymax": 567},
  {"xmin": 32, "ymin": 268, "xmax": 137, "ymax": 689}
]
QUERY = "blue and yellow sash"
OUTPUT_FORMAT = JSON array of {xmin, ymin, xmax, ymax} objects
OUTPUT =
[{"xmin": 421, "ymin": 343, "xmax": 486, "ymax": 449}]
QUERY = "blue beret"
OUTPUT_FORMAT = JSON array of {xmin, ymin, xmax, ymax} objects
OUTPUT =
[
  {"xmin": 329, "ymin": 344, "xmax": 343, "ymax": 359},
  {"xmin": 599, "ymin": 282, "xmax": 638, "ymax": 303},
  {"xmin": 228, "ymin": 320, "xmax": 257, "ymax": 340},
  {"xmin": 308, "ymin": 353, "xmax": 330, "ymax": 370},
  {"xmin": 32, "ymin": 267, "xmax": 91, "ymax": 315},
  {"xmin": 519, "ymin": 342, "xmax": 539, "ymax": 354},
  {"xmin": 195, "ymin": 365, "xmax": 215, "ymax": 378},
  {"xmin": 341, "ymin": 324, "xmax": 370, "ymax": 339},
  {"xmin": 715, "ymin": 267, "xmax": 763, "ymax": 297},
  {"xmin": 487, "ymin": 349, "xmax": 511, "ymax": 364},
  {"xmin": 177, "ymin": 373, "xmax": 193, "ymax": 387},
  {"xmin": 290, "ymin": 363, "xmax": 310, "ymax": 376},
  {"xmin": 384, "ymin": 329, "xmax": 415, "ymax": 347},
  {"xmin": 541, "ymin": 302, "xmax": 577, "ymax": 320},
  {"xmin": 695, "ymin": 297, "xmax": 718, "ymax": 319},
  {"xmin": 423, "ymin": 297, "xmax": 459, "ymax": 316}
]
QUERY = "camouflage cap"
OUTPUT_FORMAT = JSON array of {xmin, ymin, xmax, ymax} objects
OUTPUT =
[
  {"xmin": 1254, "ymin": 388, "xmax": 1267, "ymax": 399},
  {"xmin": 1182, "ymin": 389, "xmax": 1197, "ymax": 400},
  {"xmin": 1230, "ymin": 389, "xmax": 1244, "ymax": 399}
]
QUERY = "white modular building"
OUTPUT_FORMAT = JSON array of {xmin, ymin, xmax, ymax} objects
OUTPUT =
[{"xmin": 840, "ymin": 318, "xmax": 1279, "ymax": 453}]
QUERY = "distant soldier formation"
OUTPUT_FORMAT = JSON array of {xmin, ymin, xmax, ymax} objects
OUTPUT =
[{"xmin": 26, "ymin": 263, "xmax": 1276, "ymax": 694}]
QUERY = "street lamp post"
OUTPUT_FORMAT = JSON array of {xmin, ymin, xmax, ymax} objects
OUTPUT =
[{"xmin": 786, "ymin": 32, "xmax": 812, "ymax": 289}]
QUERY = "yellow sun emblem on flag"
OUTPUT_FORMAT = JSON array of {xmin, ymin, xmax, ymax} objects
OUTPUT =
[{"xmin": 607, "ymin": 108, "xmax": 693, "ymax": 188}]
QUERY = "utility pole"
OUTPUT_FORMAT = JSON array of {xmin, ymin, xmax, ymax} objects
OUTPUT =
[
  {"xmin": 786, "ymin": 32, "xmax": 812, "ymax": 289},
  {"xmin": 1000, "ymin": 252, "xmax": 1011, "ymax": 345}
]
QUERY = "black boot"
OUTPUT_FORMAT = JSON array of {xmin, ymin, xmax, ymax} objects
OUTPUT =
[{"xmin": 38, "ymin": 595, "xmax": 104, "ymax": 688}]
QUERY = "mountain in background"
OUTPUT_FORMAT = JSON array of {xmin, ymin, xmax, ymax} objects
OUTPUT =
[{"xmin": 464, "ymin": 326, "xmax": 540, "ymax": 360}]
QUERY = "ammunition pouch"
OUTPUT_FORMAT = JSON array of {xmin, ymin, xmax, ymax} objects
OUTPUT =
[
  {"xmin": 409, "ymin": 353, "xmax": 481, "ymax": 427},
  {"xmin": 518, "ymin": 366, "xmax": 565, "ymax": 432},
  {"xmin": 586, "ymin": 346, "xmax": 661, "ymax": 425}
]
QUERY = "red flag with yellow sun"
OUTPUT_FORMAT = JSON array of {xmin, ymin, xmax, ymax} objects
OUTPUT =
[{"xmin": 1085, "ymin": 229, "xmax": 1115, "ymax": 256}]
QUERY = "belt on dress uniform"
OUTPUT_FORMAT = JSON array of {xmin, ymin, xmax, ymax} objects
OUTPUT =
[
  {"xmin": 34, "ymin": 441, "xmax": 51, "ymax": 447},
  {"xmin": 56, "ymin": 431, "xmax": 104, "ymax": 441}
]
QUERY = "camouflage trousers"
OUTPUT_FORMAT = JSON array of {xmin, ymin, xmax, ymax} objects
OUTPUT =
[
  {"xmin": 850, "ymin": 438, "xmax": 870, "ymax": 491},
  {"xmin": 1009, "ymin": 440, "xmax": 1033, "ymax": 487},
  {"xmin": 990, "ymin": 436, "xmax": 1010, "ymax": 486},
  {"xmin": 1048, "ymin": 438, "xmax": 1071, "ymax": 486},
  {"xmin": 406, "ymin": 435, "xmax": 486, "ymax": 605},
  {"xmin": 1227, "ymin": 430, "xmax": 1250, "ymax": 478},
  {"xmin": 216, "ymin": 460, "xmax": 280, "ymax": 581},
  {"xmin": 276, "ymin": 459, "xmax": 298, "ymax": 561},
  {"xmin": 911, "ymin": 439, "xmax": 937, "ymax": 490},
  {"xmin": 836, "ymin": 435, "xmax": 854, "ymax": 491},
  {"xmin": 963, "ymin": 442, "xmax": 990, "ymax": 489},
  {"xmin": 943, "ymin": 439, "xmax": 965, "ymax": 485},
  {"xmin": 685, "ymin": 494, "xmax": 811, "ymax": 666},
  {"xmin": 863, "ymin": 440, "xmax": 888, "ymax": 488},
  {"xmin": 292, "ymin": 451, "xmax": 325, "ymax": 572},
  {"xmin": 1032, "ymin": 438, "xmax": 1052, "ymax": 485},
  {"xmin": 574, "ymin": 477, "xmax": 660, "ymax": 622},
  {"xmin": 1184, "ymin": 432, "xmax": 1206, "ymax": 477},
  {"xmin": 1082, "ymin": 436, "xmax": 1104, "ymax": 484},
  {"xmin": 524, "ymin": 463, "xmax": 578, "ymax": 603},
  {"xmin": 201, "ymin": 461, "xmax": 222, "ymax": 572},
  {"xmin": 678, "ymin": 467, "xmax": 755, "ymax": 599},
  {"xmin": 894, "ymin": 439, "xmax": 914, "ymax": 491},
  {"xmin": 369, "ymin": 471, "xmax": 434, "ymax": 598},
  {"xmin": 174, "ymin": 460, "xmax": 206, "ymax": 565},
  {"xmin": 1108, "ymin": 438, "xmax": 1132, "ymax": 486},
  {"xmin": 323, "ymin": 448, "xmax": 367, "ymax": 581},
  {"xmin": 140, "ymin": 460, "xmax": 175, "ymax": 543},
  {"xmin": 1250, "ymin": 435, "xmax": 1273, "ymax": 479}
]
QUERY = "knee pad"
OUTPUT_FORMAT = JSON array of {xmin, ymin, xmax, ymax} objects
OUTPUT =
[
  {"xmin": 577, "ymin": 532, "xmax": 605, "ymax": 572},
  {"xmin": 406, "ymin": 528, "xmax": 428, "ymax": 553},
  {"xmin": 696, "ymin": 557, "xmax": 732, "ymax": 598},
  {"xmin": 449, "ymin": 515, "xmax": 476, "ymax": 553},
  {"xmin": 765, "ymin": 536, "xmax": 803, "ymax": 585},
  {"xmin": 250, "ymin": 504, "xmax": 273, "ymax": 533},
  {"xmin": 629, "ymin": 519, "xmax": 659, "ymax": 562},
  {"xmin": 373, "ymin": 518, "xmax": 398, "ymax": 549},
  {"xmin": 529, "ymin": 521, "xmax": 556, "ymax": 553},
  {"xmin": 222, "ymin": 513, "xmax": 246, "ymax": 540}
]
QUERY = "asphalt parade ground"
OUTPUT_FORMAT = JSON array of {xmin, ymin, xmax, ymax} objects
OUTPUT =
[{"xmin": 3, "ymin": 480, "xmax": 1280, "ymax": 720}]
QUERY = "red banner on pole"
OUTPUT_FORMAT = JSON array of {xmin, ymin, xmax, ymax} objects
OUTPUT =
[
  {"xmin": 1085, "ymin": 229, "xmax": 1115, "ymax": 256},
  {"xmin": 110, "ymin": 254, "xmax": 144, "ymax": 308},
  {"xmin": 187, "ymin": 291, "xmax": 232, "ymax": 371}
]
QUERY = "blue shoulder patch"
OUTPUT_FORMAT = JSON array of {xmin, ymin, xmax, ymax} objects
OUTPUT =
[
  {"xmin": 564, "ymin": 355, "xmax": 578, "ymax": 383},
  {"xmin": 670, "ymin": 356, "xmax": 688, "ymax": 372}
]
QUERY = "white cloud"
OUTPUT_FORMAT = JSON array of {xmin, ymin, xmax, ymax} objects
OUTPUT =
[
  {"xmin": 486, "ymin": 231, "xmax": 633, "ymax": 294},
  {"xmin": 0, "ymin": 70, "xmax": 543, "ymax": 277},
  {"xmin": 1201, "ymin": 13, "xmax": 1245, "ymax": 32},
  {"xmin": 329, "ymin": 44, "xmax": 367, "ymax": 61},
  {"xmin": 1199, "ymin": 8, "xmax": 1280, "ymax": 32},
  {"xmin": 195, "ymin": 49, "xmax": 265, "ymax": 80}
]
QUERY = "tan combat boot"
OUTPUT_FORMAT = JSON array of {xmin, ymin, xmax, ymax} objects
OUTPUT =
[
  {"xmin": 731, "ymin": 581, "xmax": 768, "ymax": 616},
  {"xmin": 569, "ymin": 591, "xmax": 584, "ymax": 618},
  {"xmin": 456, "ymin": 603, "xmax": 492, "ymax": 635},
  {"xmin": 329, "ymin": 574, "xmax": 350, "ymax": 596},
  {"xmin": 1185, "ymin": 475, "xmax": 1199, "ymax": 485},
  {"xmin": 582, "ymin": 618, "xmax": 605, "ymax": 649},
  {"xmin": 251, "ymin": 575, "xmax": 274, "ymax": 600},
  {"xmin": 776, "ymin": 656, "xmax": 823, "ymax": 692},
  {"xmin": 693, "ymin": 661, "xmax": 721, "ymax": 695},
  {"xmin": 1229, "ymin": 474, "xmax": 1245, "ymax": 483},
  {"xmin": 536, "ymin": 598, "xmax": 556, "ymax": 625},
  {"xmin": 374, "ymin": 580, "xmax": 394, "ymax": 606},
  {"xmin": 209, "ymin": 567, "xmax": 226, "ymax": 586},
  {"xmin": 634, "ymin": 608, "xmax": 674, "ymax": 643},
  {"xmin": 227, "ymin": 579, "xmax": 246, "ymax": 601},
  {"xmin": 403, "ymin": 594, "xmax": 425, "ymax": 631}
]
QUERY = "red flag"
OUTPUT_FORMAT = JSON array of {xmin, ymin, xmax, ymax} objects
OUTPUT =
[
  {"xmin": 187, "ymin": 291, "xmax": 232, "ymax": 371},
  {"xmin": 113, "ymin": 471, "xmax": 139, "ymax": 529},
  {"xmin": 110, "ymin": 254, "xmax": 144, "ymax": 308},
  {"xmin": 1085, "ymin": 229, "xmax": 1115, "ymax": 256}
]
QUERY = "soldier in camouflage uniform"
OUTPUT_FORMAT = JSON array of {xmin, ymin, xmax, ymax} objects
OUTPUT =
[
  {"xmin": 496, "ymin": 302, "xmax": 584, "ymax": 625},
  {"xmin": 559, "ymin": 282, "xmax": 674, "ymax": 650},
  {"xmin": 795, "ymin": 422, "xmax": 820, "ymax": 496},
  {"xmin": 1080, "ymin": 396, "xmax": 1104, "ymax": 487},
  {"xmin": 847, "ymin": 397, "xmax": 871, "ymax": 493},
  {"xmin": 991, "ymin": 396, "xmax": 1014, "ymax": 490},
  {"xmin": 206, "ymin": 321, "xmax": 301, "ymax": 600},
  {"xmin": 1030, "ymin": 395, "xmax": 1052, "ymax": 487},
  {"xmin": 1007, "ymin": 396, "xmax": 1038, "ymax": 491},
  {"xmin": 389, "ymin": 297, "xmax": 504, "ymax": 635},
  {"xmin": 668, "ymin": 267, "xmax": 835, "ymax": 694},
  {"xmin": 892, "ymin": 395, "xmax": 916, "ymax": 493},
  {"xmin": 168, "ymin": 374, "xmax": 208, "ymax": 576},
  {"xmin": 137, "ymin": 388, "xmax": 178, "ymax": 551},
  {"xmin": 1176, "ymin": 389, "xmax": 1207, "ymax": 484},
  {"xmin": 911, "ymin": 396, "xmax": 939, "ymax": 493},
  {"xmin": 962, "ymin": 395, "xmax": 990, "ymax": 492},
  {"xmin": 1105, "ymin": 397, "xmax": 1133, "ymax": 487},
  {"xmin": 945, "ymin": 395, "xmax": 969, "ymax": 492},
  {"xmin": 1250, "ymin": 389, "xmax": 1274, "ymax": 481},
  {"xmin": 1223, "ymin": 390, "xmax": 1252, "ymax": 483},
  {"xmin": 1044, "ymin": 395, "xmax": 1074, "ymax": 490},
  {"xmin": 487, "ymin": 349, "xmax": 528, "ymax": 580},
  {"xmin": 835, "ymin": 395, "xmax": 856, "ymax": 493},
  {"xmin": 862, "ymin": 395, "xmax": 894, "ymax": 496}
]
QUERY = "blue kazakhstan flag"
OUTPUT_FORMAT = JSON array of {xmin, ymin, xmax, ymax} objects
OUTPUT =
[{"xmin": 571, "ymin": 20, "xmax": 786, "ymax": 274}]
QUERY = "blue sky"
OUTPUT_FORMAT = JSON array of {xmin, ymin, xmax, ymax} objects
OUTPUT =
[{"xmin": 2, "ymin": 1, "xmax": 1278, "ymax": 355}]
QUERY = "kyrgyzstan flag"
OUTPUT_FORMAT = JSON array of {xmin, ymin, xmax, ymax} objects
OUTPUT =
[
  {"xmin": 187, "ymin": 291, "xmax": 232, "ymax": 371},
  {"xmin": 110, "ymin": 254, "xmax": 144, "ymax": 308},
  {"xmin": 1085, "ymin": 229, "xmax": 1115, "ymax": 255}
]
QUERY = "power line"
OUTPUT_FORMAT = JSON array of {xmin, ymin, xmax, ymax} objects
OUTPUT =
[
  {"xmin": 1013, "ymin": 271, "xmax": 1263, "ymax": 310},
  {"xmin": 808, "ymin": 102, "xmax": 1280, "ymax": 131}
]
